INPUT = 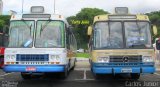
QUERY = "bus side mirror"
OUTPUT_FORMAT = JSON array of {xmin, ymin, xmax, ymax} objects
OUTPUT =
[
  {"xmin": 87, "ymin": 26, "xmax": 92, "ymax": 36},
  {"xmin": 153, "ymin": 25, "xmax": 157, "ymax": 35}
]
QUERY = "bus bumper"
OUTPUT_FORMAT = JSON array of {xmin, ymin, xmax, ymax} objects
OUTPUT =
[
  {"xmin": 3, "ymin": 65, "xmax": 66, "ymax": 73},
  {"xmin": 92, "ymin": 63, "xmax": 155, "ymax": 74}
]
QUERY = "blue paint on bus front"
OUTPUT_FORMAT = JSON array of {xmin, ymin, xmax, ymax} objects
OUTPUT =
[
  {"xmin": 91, "ymin": 62, "xmax": 155, "ymax": 74},
  {"xmin": 3, "ymin": 65, "xmax": 65, "ymax": 73}
]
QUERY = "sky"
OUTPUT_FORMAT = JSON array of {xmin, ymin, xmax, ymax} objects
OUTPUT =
[{"xmin": 2, "ymin": 0, "xmax": 160, "ymax": 17}]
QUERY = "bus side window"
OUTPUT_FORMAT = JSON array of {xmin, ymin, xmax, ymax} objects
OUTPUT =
[
  {"xmin": 88, "ymin": 34, "xmax": 93, "ymax": 51},
  {"xmin": 69, "ymin": 32, "xmax": 76, "ymax": 51},
  {"xmin": 72, "ymin": 34, "xmax": 77, "ymax": 52},
  {"xmin": 69, "ymin": 34, "xmax": 73, "ymax": 50},
  {"xmin": 66, "ymin": 28, "xmax": 70, "ymax": 49}
]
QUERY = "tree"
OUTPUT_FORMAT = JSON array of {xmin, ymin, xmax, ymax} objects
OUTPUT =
[
  {"xmin": 146, "ymin": 11, "xmax": 160, "ymax": 41},
  {"xmin": 0, "ymin": 15, "xmax": 11, "ymax": 33},
  {"xmin": 67, "ymin": 8, "xmax": 108, "ymax": 49}
]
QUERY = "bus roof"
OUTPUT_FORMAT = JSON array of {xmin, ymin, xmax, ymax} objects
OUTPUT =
[
  {"xmin": 93, "ymin": 14, "xmax": 149, "ymax": 23},
  {"xmin": 10, "ymin": 14, "xmax": 69, "ymax": 27}
]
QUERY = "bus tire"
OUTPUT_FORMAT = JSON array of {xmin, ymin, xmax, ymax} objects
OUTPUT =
[
  {"xmin": 60, "ymin": 67, "xmax": 68, "ymax": 79},
  {"xmin": 94, "ymin": 74, "xmax": 101, "ymax": 80},
  {"xmin": 21, "ymin": 73, "xmax": 31, "ymax": 80},
  {"xmin": 131, "ymin": 73, "xmax": 140, "ymax": 80}
]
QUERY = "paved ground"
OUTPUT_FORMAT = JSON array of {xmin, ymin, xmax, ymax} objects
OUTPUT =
[{"xmin": 0, "ymin": 59, "xmax": 159, "ymax": 87}]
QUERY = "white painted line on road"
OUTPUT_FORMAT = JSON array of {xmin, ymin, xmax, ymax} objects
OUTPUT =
[
  {"xmin": 74, "ymin": 68, "xmax": 90, "ymax": 71},
  {"xmin": 74, "ymin": 79, "xmax": 95, "ymax": 81},
  {"xmin": 155, "ymin": 73, "xmax": 160, "ymax": 76},
  {"xmin": 83, "ymin": 70, "xmax": 87, "ymax": 80},
  {"xmin": 0, "ymin": 73, "xmax": 14, "ymax": 77}
]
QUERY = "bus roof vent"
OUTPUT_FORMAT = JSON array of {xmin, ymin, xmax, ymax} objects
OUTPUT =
[
  {"xmin": 30, "ymin": 6, "xmax": 44, "ymax": 14},
  {"xmin": 115, "ymin": 7, "xmax": 129, "ymax": 15}
]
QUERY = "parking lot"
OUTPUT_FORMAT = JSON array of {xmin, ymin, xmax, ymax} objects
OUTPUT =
[{"xmin": 0, "ymin": 59, "xmax": 159, "ymax": 87}]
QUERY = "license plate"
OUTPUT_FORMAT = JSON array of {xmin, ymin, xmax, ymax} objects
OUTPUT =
[
  {"xmin": 121, "ymin": 68, "xmax": 132, "ymax": 73},
  {"xmin": 26, "ymin": 67, "xmax": 36, "ymax": 71}
]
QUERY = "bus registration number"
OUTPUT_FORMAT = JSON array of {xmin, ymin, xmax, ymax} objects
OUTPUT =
[
  {"xmin": 26, "ymin": 67, "xmax": 36, "ymax": 71},
  {"xmin": 121, "ymin": 68, "xmax": 132, "ymax": 73}
]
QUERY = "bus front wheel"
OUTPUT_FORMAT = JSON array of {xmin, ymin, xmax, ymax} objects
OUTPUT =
[
  {"xmin": 60, "ymin": 67, "xmax": 68, "ymax": 79},
  {"xmin": 131, "ymin": 73, "xmax": 140, "ymax": 80}
]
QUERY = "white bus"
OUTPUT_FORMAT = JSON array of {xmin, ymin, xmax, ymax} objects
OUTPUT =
[{"xmin": 3, "ymin": 6, "xmax": 77, "ymax": 79}]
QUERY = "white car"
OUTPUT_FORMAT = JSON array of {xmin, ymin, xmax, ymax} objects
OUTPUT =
[{"xmin": 77, "ymin": 48, "xmax": 84, "ymax": 53}]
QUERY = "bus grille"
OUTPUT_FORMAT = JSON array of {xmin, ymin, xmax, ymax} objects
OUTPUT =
[
  {"xmin": 110, "ymin": 55, "xmax": 142, "ymax": 63},
  {"xmin": 16, "ymin": 54, "xmax": 49, "ymax": 61}
]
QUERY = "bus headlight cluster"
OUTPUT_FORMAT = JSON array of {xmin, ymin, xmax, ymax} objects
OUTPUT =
[
  {"xmin": 142, "ymin": 56, "xmax": 154, "ymax": 62},
  {"xmin": 5, "ymin": 55, "xmax": 16, "ymax": 61},
  {"xmin": 50, "ymin": 55, "xmax": 60, "ymax": 62},
  {"xmin": 97, "ymin": 56, "xmax": 110, "ymax": 63}
]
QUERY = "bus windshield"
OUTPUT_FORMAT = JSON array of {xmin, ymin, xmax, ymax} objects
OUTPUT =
[
  {"xmin": 8, "ymin": 21, "xmax": 34, "ymax": 48},
  {"xmin": 94, "ymin": 22, "xmax": 123, "ymax": 49},
  {"xmin": 125, "ymin": 22, "xmax": 151, "ymax": 48},
  {"xmin": 93, "ymin": 21, "xmax": 151, "ymax": 49},
  {"xmin": 35, "ymin": 21, "xmax": 65, "ymax": 48}
]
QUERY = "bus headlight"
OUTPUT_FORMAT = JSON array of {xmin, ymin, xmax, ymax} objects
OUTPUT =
[
  {"xmin": 11, "ymin": 55, "xmax": 16, "ymax": 59},
  {"xmin": 5, "ymin": 55, "xmax": 16, "ymax": 61},
  {"xmin": 142, "ymin": 56, "xmax": 154, "ymax": 62},
  {"xmin": 50, "ymin": 55, "xmax": 60, "ymax": 62},
  {"xmin": 6, "ymin": 55, "xmax": 10, "ymax": 59},
  {"xmin": 97, "ymin": 56, "xmax": 110, "ymax": 63}
]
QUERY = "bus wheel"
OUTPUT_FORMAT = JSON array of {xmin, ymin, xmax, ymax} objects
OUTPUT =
[
  {"xmin": 60, "ymin": 68, "xmax": 68, "ymax": 79},
  {"xmin": 131, "ymin": 73, "xmax": 140, "ymax": 80},
  {"xmin": 92, "ymin": 72, "xmax": 101, "ymax": 79},
  {"xmin": 21, "ymin": 73, "xmax": 31, "ymax": 80},
  {"xmin": 94, "ymin": 74, "xmax": 102, "ymax": 80}
]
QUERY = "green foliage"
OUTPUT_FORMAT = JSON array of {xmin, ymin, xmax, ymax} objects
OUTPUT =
[
  {"xmin": 0, "ymin": 15, "xmax": 11, "ymax": 32},
  {"xmin": 76, "ymin": 53, "xmax": 90, "ymax": 58},
  {"xmin": 146, "ymin": 11, "xmax": 160, "ymax": 41},
  {"xmin": 67, "ymin": 8, "xmax": 108, "ymax": 49}
]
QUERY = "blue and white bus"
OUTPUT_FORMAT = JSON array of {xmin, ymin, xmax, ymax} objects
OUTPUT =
[{"xmin": 3, "ymin": 6, "xmax": 77, "ymax": 79}]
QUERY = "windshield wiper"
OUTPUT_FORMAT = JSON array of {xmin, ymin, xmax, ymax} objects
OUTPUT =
[
  {"xmin": 23, "ymin": 39, "xmax": 32, "ymax": 48},
  {"xmin": 21, "ymin": 20, "xmax": 32, "ymax": 36},
  {"xmin": 40, "ymin": 20, "xmax": 52, "ymax": 36},
  {"xmin": 136, "ymin": 22, "xmax": 142, "ymax": 35}
]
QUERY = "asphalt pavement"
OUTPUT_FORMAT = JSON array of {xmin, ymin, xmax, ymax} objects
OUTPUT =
[{"xmin": 0, "ymin": 59, "xmax": 159, "ymax": 87}]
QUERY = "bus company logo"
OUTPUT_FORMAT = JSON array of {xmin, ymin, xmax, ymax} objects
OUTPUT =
[{"xmin": 123, "ymin": 56, "xmax": 129, "ymax": 62}]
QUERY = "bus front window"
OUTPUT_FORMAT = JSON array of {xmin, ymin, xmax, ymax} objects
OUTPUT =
[
  {"xmin": 125, "ymin": 22, "xmax": 152, "ymax": 48},
  {"xmin": 94, "ymin": 22, "xmax": 123, "ymax": 49},
  {"xmin": 35, "ymin": 21, "xmax": 65, "ymax": 48},
  {"xmin": 8, "ymin": 21, "xmax": 34, "ymax": 48}
]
